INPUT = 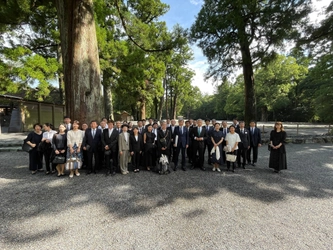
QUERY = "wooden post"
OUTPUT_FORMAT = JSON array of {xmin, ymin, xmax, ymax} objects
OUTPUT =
[
  {"xmin": 329, "ymin": 124, "xmax": 331, "ymax": 134},
  {"xmin": 297, "ymin": 124, "xmax": 299, "ymax": 136}
]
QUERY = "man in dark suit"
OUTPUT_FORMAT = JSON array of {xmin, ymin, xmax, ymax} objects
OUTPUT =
[
  {"xmin": 63, "ymin": 116, "xmax": 72, "ymax": 132},
  {"xmin": 232, "ymin": 118, "xmax": 239, "ymax": 129},
  {"xmin": 204, "ymin": 118, "xmax": 214, "ymax": 165},
  {"xmin": 168, "ymin": 119, "xmax": 177, "ymax": 159},
  {"xmin": 185, "ymin": 120, "xmax": 192, "ymax": 164},
  {"xmin": 83, "ymin": 120, "xmax": 102, "ymax": 174},
  {"xmin": 236, "ymin": 121, "xmax": 250, "ymax": 169},
  {"xmin": 220, "ymin": 120, "xmax": 229, "ymax": 164},
  {"xmin": 172, "ymin": 119, "xmax": 189, "ymax": 171},
  {"xmin": 247, "ymin": 120, "xmax": 262, "ymax": 166},
  {"xmin": 101, "ymin": 120, "xmax": 119, "ymax": 176},
  {"xmin": 190, "ymin": 119, "xmax": 207, "ymax": 171},
  {"xmin": 137, "ymin": 120, "xmax": 145, "ymax": 134}
]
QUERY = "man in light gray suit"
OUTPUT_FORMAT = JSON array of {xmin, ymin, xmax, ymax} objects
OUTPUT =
[{"xmin": 118, "ymin": 124, "xmax": 130, "ymax": 174}]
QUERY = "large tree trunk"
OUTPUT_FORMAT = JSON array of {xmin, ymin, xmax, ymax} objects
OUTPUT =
[
  {"xmin": 240, "ymin": 44, "xmax": 256, "ymax": 125},
  {"xmin": 55, "ymin": 0, "xmax": 103, "ymax": 123},
  {"xmin": 165, "ymin": 82, "xmax": 169, "ymax": 119}
]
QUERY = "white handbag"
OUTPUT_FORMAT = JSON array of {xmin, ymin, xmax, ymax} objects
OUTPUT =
[{"xmin": 226, "ymin": 154, "xmax": 237, "ymax": 162}]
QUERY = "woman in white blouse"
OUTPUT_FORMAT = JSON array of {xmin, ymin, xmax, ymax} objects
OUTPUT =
[
  {"xmin": 42, "ymin": 123, "xmax": 57, "ymax": 174},
  {"xmin": 67, "ymin": 120, "xmax": 83, "ymax": 178},
  {"xmin": 225, "ymin": 125, "xmax": 241, "ymax": 172}
]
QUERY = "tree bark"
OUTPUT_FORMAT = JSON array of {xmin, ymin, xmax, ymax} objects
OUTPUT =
[
  {"xmin": 55, "ymin": 0, "xmax": 104, "ymax": 123},
  {"xmin": 103, "ymin": 82, "xmax": 113, "ymax": 120},
  {"xmin": 140, "ymin": 99, "xmax": 146, "ymax": 120},
  {"xmin": 57, "ymin": 44, "xmax": 65, "ymax": 105},
  {"xmin": 158, "ymin": 77, "xmax": 166, "ymax": 120},
  {"xmin": 240, "ymin": 41, "xmax": 255, "ymax": 125},
  {"xmin": 172, "ymin": 93, "xmax": 177, "ymax": 119}
]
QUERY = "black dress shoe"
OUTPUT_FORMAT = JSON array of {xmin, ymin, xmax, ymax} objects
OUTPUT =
[
  {"xmin": 111, "ymin": 172, "xmax": 116, "ymax": 176},
  {"xmin": 93, "ymin": 170, "xmax": 97, "ymax": 174},
  {"xmin": 86, "ymin": 171, "xmax": 91, "ymax": 175},
  {"xmin": 200, "ymin": 167, "xmax": 206, "ymax": 171},
  {"xmin": 173, "ymin": 166, "xmax": 177, "ymax": 171},
  {"xmin": 106, "ymin": 171, "xmax": 111, "ymax": 176},
  {"xmin": 252, "ymin": 163, "xmax": 256, "ymax": 166},
  {"xmin": 243, "ymin": 165, "xmax": 245, "ymax": 169},
  {"xmin": 232, "ymin": 169, "xmax": 235, "ymax": 172},
  {"xmin": 181, "ymin": 167, "xmax": 187, "ymax": 171},
  {"xmin": 190, "ymin": 165, "xmax": 195, "ymax": 170}
]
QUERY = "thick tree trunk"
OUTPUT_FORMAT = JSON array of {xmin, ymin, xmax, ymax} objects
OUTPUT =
[
  {"xmin": 55, "ymin": 0, "xmax": 103, "ymax": 123},
  {"xmin": 240, "ymin": 44, "xmax": 256, "ymax": 125}
]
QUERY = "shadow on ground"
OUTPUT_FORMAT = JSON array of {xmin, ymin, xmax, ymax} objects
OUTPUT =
[{"xmin": 1, "ymin": 144, "xmax": 333, "ymax": 246}]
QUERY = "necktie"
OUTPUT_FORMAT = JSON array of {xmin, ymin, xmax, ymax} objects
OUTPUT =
[
  {"xmin": 224, "ymin": 128, "xmax": 226, "ymax": 135},
  {"xmin": 109, "ymin": 129, "xmax": 112, "ymax": 137},
  {"xmin": 252, "ymin": 128, "xmax": 254, "ymax": 134},
  {"xmin": 198, "ymin": 127, "xmax": 201, "ymax": 135},
  {"xmin": 181, "ymin": 126, "xmax": 183, "ymax": 134},
  {"xmin": 242, "ymin": 129, "xmax": 244, "ymax": 134},
  {"xmin": 92, "ymin": 129, "xmax": 95, "ymax": 138}
]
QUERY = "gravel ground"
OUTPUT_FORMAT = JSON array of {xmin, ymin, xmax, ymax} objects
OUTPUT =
[{"xmin": 0, "ymin": 144, "xmax": 333, "ymax": 250}]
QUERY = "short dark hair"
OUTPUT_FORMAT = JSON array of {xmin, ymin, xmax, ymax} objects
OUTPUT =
[
  {"xmin": 90, "ymin": 120, "xmax": 97, "ymax": 124},
  {"xmin": 33, "ymin": 123, "xmax": 42, "ymax": 129},
  {"xmin": 63, "ymin": 116, "xmax": 70, "ymax": 119},
  {"xmin": 107, "ymin": 120, "xmax": 114, "ymax": 124}
]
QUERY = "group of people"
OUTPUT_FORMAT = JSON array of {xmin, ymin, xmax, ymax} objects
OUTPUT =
[{"xmin": 23, "ymin": 117, "xmax": 287, "ymax": 177}]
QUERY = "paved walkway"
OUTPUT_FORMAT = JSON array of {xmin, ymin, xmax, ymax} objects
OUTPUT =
[{"xmin": 1, "ymin": 144, "xmax": 333, "ymax": 249}]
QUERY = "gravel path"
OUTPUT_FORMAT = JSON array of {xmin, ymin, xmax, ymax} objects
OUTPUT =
[{"xmin": 0, "ymin": 144, "xmax": 333, "ymax": 250}]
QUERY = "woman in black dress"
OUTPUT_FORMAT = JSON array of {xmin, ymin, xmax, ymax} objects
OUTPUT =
[
  {"xmin": 210, "ymin": 123, "xmax": 224, "ymax": 172},
  {"xmin": 130, "ymin": 127, "xmax": 143, "ymax": 173},
  {"xmin": 143, "ymin": 124, "xmax": 156, "ymax": 171},
  {"xmin": 24, "ymin": 123, "xmax": 43, "ymax": 174},
  {"xmin": 51, "ymin": 124, "xmax": 67, "ymax": 176},
  {"xmin": 269, "ymin": 122, "xmax": 287, "ymax": 173}
]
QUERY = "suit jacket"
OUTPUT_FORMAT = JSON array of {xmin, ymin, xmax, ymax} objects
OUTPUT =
[
  {"xmin": 236, "ymin": 128, "xmax": 250, "ymax": 149},
  {"xmin": 137, "ymin": 127, "xmax": 145, "ymax": 135},
  {"xmin": 220, "ymin": 127, "xmax": 229, "ymax": 139},
  {"xmin": 248, "ymin": 127, "xmax": 261, "ymax": 146},
  {"xmin": 204, "ymin": 125, "xmax": 214, "ymax": 144},
  {"xmin": 83, "ymin": 128, "xmax": 102, "ymax": 152},
  {"xmin": 118, "ymin": 132, "xmax": 130, "ymax": 152},
  {"xmin": 101, "ymin": 128, "xmax": 119, "ymax": 152},
  {"xmin": 173, "ymin": 126, "xmax": 189, "ymax": 148},
  {"xmin": 168, "ymin": 126, "xmax": 176, "ymax": 137},
  {"xmin": 190, "ymin": 126, "xmax": 207, "ymax": 148},
  {"xmin": 129, "ymin": 134, "xmax": 143, "ymax": 153}
]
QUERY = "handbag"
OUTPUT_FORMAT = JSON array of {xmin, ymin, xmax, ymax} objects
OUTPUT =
[
  {"xmin": 226, "ymin": 154, "xmax": 237, "ymax": 162},
  {"xmin": 65, "ymin": 155, "xmax": 82, "ymax": 170},
  {"xmin": 37, "ymin": 141, "xmax": 45, "ymax": 152},
  {"xmin": 22, "ymin": 142, "xmax": 33, "ymax": 152},
  {"xmin": 52, "ymin": 156, "xmax": 66, "ymax": 164}
]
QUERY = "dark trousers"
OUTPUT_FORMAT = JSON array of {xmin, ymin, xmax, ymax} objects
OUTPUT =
[
  {"xmin": 82, "ymin": 150, "xmax": 88, "ymax": 168},
  {"xmin": 187, "ymin": 145, "xmax": 192, "ymax": 163},
  {"xmin": 43, "ymin": 147, "xmax": 53, "ymax": 172},
  {"xmin": 87, "ymin": 150, "xmax": 100, "ymax": 171},
  {"xmin": 29, "ymin": 149, "xmax": 43, "ymax": 171},
  {"xmin": 192, "ymin": 143, "xmax": 205, "ymax": 168},
  {"xmin": 247, "ymin": 146, "xmax": 258, "ymax": 163},
  {"xmin": 206, "ymin": 143, "xmax": 213, "ymax": 164},
  {"xmin": 131, "ymin": 151, "xmax": 141, "ymax": 170},
  {"xmin": 221, "ymin": 141, "xmax": 227, "ymax": 163},
  {"xmin": 174, "ymin": 146, "xmax": 186, "ymax": 167},
  {"xmin": 105, "ymin": 150, "xmax": 117, "ymax": 173},
  {"xmin": 226, "ymin": 150, "xmax": 238, "ymax": 170},
  {"xmin": 237, "ymin": 146, "xmax": 248, "ymax": 167}
]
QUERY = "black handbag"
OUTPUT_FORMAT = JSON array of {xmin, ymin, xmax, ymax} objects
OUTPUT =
[
  {"xmin": 52, "ymin": 156, "xmax": 66, "ymax": 164},
  {"xmin": 22, "ymin": 142, "xmax": 33, "ymax": 152}
]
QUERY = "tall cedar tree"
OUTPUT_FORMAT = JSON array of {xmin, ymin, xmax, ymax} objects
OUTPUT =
[{"xmin": 190, "ymin": 0, "xmax": 311, "ymax": 124}]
